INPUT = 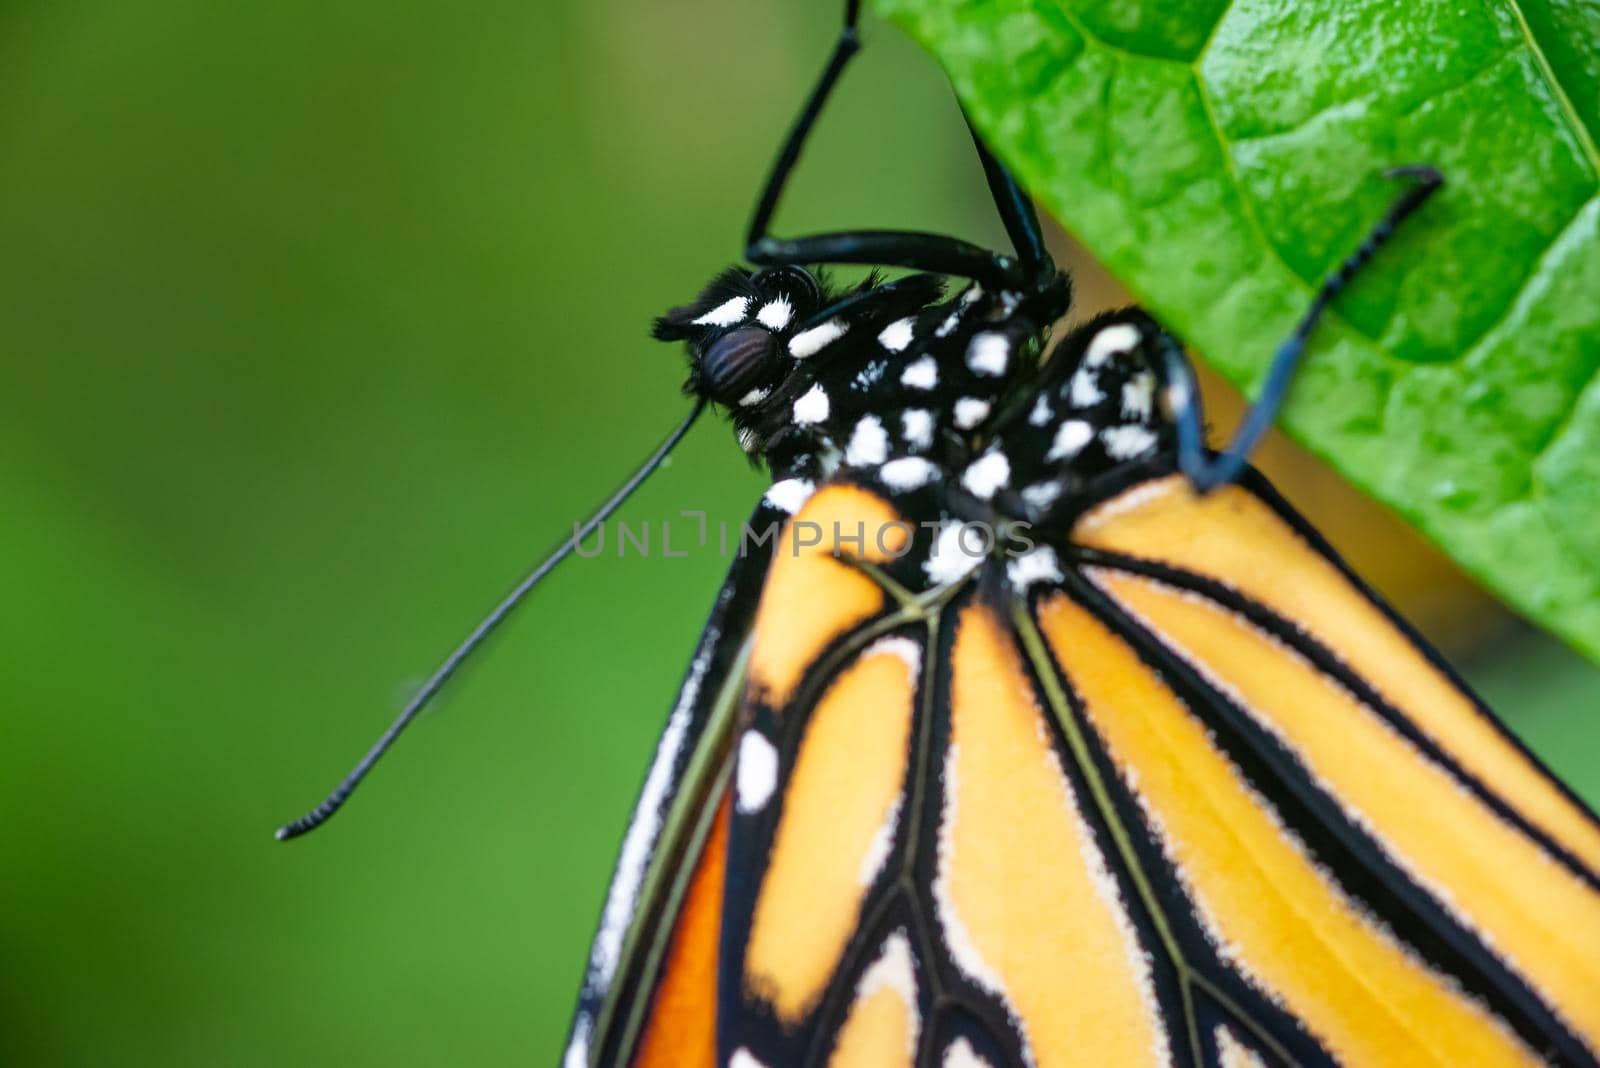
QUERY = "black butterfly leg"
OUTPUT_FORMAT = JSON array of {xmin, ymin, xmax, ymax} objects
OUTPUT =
[
  {"xmin": 745, "ymin": 0, "xmax": 1045, "ymax": 288},
  {"xmin": 1168, "ymin": 165, "xmax": 1443, "ymax": 492}
]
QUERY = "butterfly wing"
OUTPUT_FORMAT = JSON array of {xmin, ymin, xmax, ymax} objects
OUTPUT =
[
  {"xmin": 568, "ymin": 312, "xmax": 1600, "ymax": 1067},
  {"xmin": 704, "ymin": 469, "xmax": 1600, "ymax": 1067},
  {"xmin": 1023, "ymin": 470, "xmax": 1600, "ymax": 1064},
  {"xmin": 563, "ymin": 501, "xmax": 785, "ymax": 1068}
]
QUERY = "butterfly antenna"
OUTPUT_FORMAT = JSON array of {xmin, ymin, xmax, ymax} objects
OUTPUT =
[{"xmin": 275, "ymin": 398, "xmax": 708, "ymax": 842}]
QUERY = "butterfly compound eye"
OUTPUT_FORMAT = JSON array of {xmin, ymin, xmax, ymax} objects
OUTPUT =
[{"xmin": 700, "ymin": 326, "xmax": 779, "ymax": 406}]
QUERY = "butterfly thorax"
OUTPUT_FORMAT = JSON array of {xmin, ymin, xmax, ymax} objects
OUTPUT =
[{"xmin": 657, "ymin": 265, "xmax": 1176, "ymax": 541}]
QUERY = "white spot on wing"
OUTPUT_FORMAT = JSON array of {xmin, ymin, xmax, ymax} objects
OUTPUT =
[
  {"xmin": 1101, "ymin": 424, "xmax": 1159, "ymax": 460},
  {"xmin": 961, "ymin": 451, "xmax": 1010, "ymax": 500},
  {"xmin": 933, "ymin": 751, "xmax": 1012, "ymax": 1010},
  {"xmin": 901, "ymin": 408, "xmax": 934, "ymax": 450},
  {"xmin": 1077, "ymin": 477, "xmax": 1178, "ymax": 532},
  {"xmin": 1085, "ymin": 322, "xmax": 1141, "ymax": 367},
  {"xmin": 788, "ymin": 318, "xmax": 847, "ymax": 359},
  {"xmin": 1215, "ymin": 1025, "xmax": 1269, "ymax": 1068},
  {"xmin": 792, "ymin": 384, "xmax": 830, "ymax": 425},
  {"xmin": 736, "ymin": 732, "xmax": 779, "ymax": 813},
  {"xmin": 966, "ymin": 332, "xmax": 1009, "ymax": 376},
  {"xmin": 901, "ymin": 356, "xmax": 938, "ymax": 390},
  {"xmin": 942, "ymin": 1038, "xmax": 994, "ymax": 1068},
  {"xmin": 866, "ymin": 634, "xmax": 923, "ymax": 678},
  {"xmin": 756, "ymin": 298, "xmax": 793, "ymax": 331},
  {"xmin": 764, "ymin": 478, "xmax": 815, "ymax": 514},
  {"xmin": 845, "ymin": 415, "xmax": 889, "ymax": 467},
  {"xmin": 729, "ymin": 1048, "xmax": 769, "ymax": 1068},
  {"xmin": 878, "ymin": 317, "xmax": 915, "ymax": 353},
  {"xmin": 1047, "ymin": 419, "xmax": 1094, "ymax": 461},
  {"xmin": 953, "ymin": 397, "xmax": 991, "ymax": 430},
  {"xmin": 562, "ymin": 1017, "xmax": 591, "ymax": 1068},
  {"xmin": 859, "ymin": 796, "xmax": 902, "ymax": 887},
  {"xmin": 692, "ymin": 296, "xmax": 750, "ymax": 327},
  {"xmin": 853, "ymin": 931, "xmax": 920, "ymax": 1057},
  {"xmin": 588, "ymin": 636, "xmax": 712, "ymax": 989},
  {"xmin": 880, "ymin": 456, "xmax": 938, "ymax": 491}
]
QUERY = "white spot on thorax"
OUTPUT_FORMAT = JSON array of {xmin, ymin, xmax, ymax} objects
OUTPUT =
[
  {"xmin": 792, "ymin": 384, "xmax": 830, "ymax": 425},
  {"xmin": 1028, "ymin": 394, "xmax": 1053, "ymax": 427},
  {"xmin": 966, "ymin": 331, "xmax": 1010, "ymax": 376},
  {"xmin": 1085, "ymin": 321, "xmax": 1141, "ymax": 367},
  {"xmin": 901, "ymin": 409, "xmax": 934, "ymax": 450},
  {"xmin": 961, "ymin": 450, "xmax": 1010, "ymax": 500},
  {"xmin": 845, "ymin": 415, "xmax": 889, "ymax": 467},
  {"xmin": 756, "ymin": 298, "xmax": 793, "ymax": 331},
  {"xmin": 1021, "ymin": 480, "xmax": 1063, "ymax": 512},
  {"xmin": 1101, "ymin": 424, "xmax": 1159, "ymax": 460},
  {"xmin": 879, "ymin": 456, "xmax": 938, "ymax": 491},
  {"xmin": 764, "ymin": 478, "xmax": 815, "ymax": 514},
  {"xmin": 738, "ymin": 386, "xmax": 770, "ymax": 407},
  {"xmin": 900, "ymin": 356, "xmax": 938, "ymax": 390},
  {"xmin": 1047, "ymin": 419, "xmax": 1094, "ymax": 461},
  {"xmin": 729, "ymin": 1048, "xmax": 769, "ymax": 1068},
  {"xmin": 788, "ymin": 318, "xmax": 847, "ymax": 359},
  {"xmin": 925, "ymin": 522, "xmax": 985, "ymax": 585},
  {"xmin": 953, "ymin": 397, "xmax": 991, "ymax": 430},
  {"xmin": 1070, "ymin": 366, "xmax": 1103, "ymax": 406},
  {"xmin": 853, "ymin": 359, "xmax": 888, "ymax": 391},
  {"xmin": 878, "ymin": 317, "xmax": 915, "ymax": 353},
  {"xmin": 1007, "ymin": 546, "xmax": 1063, "ymax": 591},
  {"xmin": 693, "ymin": 296, "xmax": 750, "ymax": 327},
  {"xmin": 1122, "ymin": 371, "xmax": 1156, "ymax": 420},
  {"xmin": 736, "ymin": 731, "xmax": 779, "ymax": 813},
  {"xmin": 737, "ymin": 426, "xmax": 760, "ymax": 453}
]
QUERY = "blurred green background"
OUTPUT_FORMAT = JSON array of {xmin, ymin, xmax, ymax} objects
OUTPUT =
[{"xmin": 0, "ymin": 2, "xmax": 1594, "ymax": 1064}]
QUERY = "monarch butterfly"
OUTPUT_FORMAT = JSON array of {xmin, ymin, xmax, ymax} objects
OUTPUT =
[{"xmin": 278, "ymin": 3, "xmax": 1600, "ymax": 1065}]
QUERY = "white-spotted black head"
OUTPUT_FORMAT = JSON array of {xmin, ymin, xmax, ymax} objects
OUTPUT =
[
  {"xmin": 654, "ymin": 266, "xmax": 825, "ymax": 410},
  {"xmin": 655, "ymin": 265, "xmax": 952, "ymax": 463}
]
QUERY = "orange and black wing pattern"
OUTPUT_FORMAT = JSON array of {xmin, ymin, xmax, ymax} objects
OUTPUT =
[{"xmin": 566, "ymin": 310, "xmax": 1600, "ymax": 1068}]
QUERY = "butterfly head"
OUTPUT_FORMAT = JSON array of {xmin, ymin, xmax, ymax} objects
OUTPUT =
[
  {"xmin": 654, "ymin": 265, "xmax": 827, "ymax": 410},
  {"xmin": 655, "ymin": 265, "xmax": 954, "ymax": 463}
]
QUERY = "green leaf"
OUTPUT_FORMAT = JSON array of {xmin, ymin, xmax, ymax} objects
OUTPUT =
[{"xmin": 871, "ymin": 0, "xmax": 1600, "ymax": 662}]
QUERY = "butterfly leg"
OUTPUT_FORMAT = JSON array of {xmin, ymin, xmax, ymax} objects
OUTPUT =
[
  {"xmin": 744, "ymin": 0, "xmax": 1039, "ymax": 289},
  {"xmin": 1168, "ymin": 165, "xmax": 1443, "ymax": 492}
]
